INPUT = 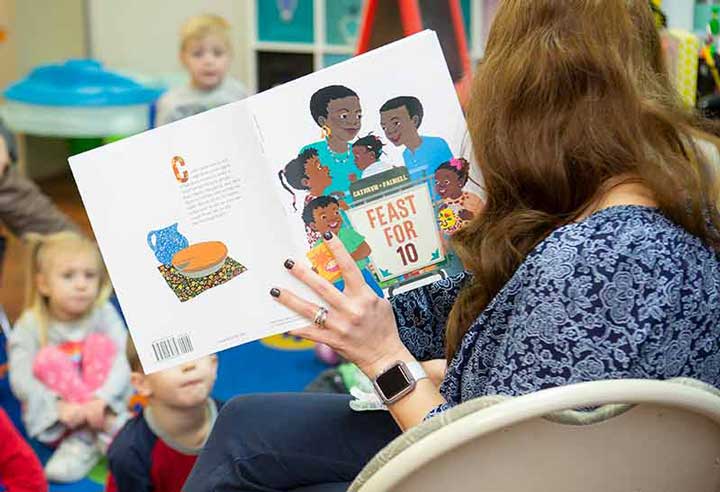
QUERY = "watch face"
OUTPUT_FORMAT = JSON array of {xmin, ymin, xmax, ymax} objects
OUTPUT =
[{"xmin": 376, "ymin": 364, "xmax": 412, "ymax": 400}]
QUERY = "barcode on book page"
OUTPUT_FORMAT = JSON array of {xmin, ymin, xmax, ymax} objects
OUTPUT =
[{"xmin": 152, "ymin": 334, "xmax": 194, "ymax": 362}]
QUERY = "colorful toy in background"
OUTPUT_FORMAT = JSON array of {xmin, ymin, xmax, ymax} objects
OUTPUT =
[
  {"xmin": 277, "ymin": 0, "xmax": 300, "ymax": 22},
  {"xmin": 0, "ymin": 26, "xmax": 7, "ymax": 43},
  {"xmin": 710, "ymin": 5, "xmax": 720, "ymax": 36},
  {"xmin": 664, "ymin": 29, "xmax": 701, "ymax": 107},
  {"xmin": 701, "ymin": 43, "xmax": 720, "ymax": 91},
  {"xmin": 696, "ymin": 3, "xmax": 720, "ymax": 117},
  {"xmin": 649, "ymin": 0, "xmax": 720, "ymax": 115},
  {"xmin": 260, "ymin": 333, "xmax": 314, "ymax": 350},
  {"xmin": 0, "ymin": 59, "xmax": 161, "ymax": 141},
  {"xmin": 357, "ymin": 0, "xmax": 471, "ymax": 86},
  {"xmin": 650, "ymin": 0, "xmax": 668, "ymax": 29}
]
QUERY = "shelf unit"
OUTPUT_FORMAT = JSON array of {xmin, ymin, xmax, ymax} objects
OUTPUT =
[
  {"xmin": 246, "ymin": 0, "xmax": 363, "ymax": 93},
  {"xmin": 245, "ymin": 0, "xmax": 502, "ymax": 92}
]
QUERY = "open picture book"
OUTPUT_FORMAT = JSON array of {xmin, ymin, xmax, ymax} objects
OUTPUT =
[{"xmin": 70, "ymin": 31, "xmax": 480, "ymax": 373}]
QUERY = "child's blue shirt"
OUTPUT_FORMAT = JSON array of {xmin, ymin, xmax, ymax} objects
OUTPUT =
[{"xmin": 401, "ymin": 136, "xmax": 453, "ymax": 182}]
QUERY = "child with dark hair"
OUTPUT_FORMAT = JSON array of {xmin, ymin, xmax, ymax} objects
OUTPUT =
[
  {"xmin": 301, "ymin": 85, "xmax": 363, "ymax": 199},
  {"xmin": 279, "ymin": 148, "xmax": 348, "ymax": 245},
  {"xmin": 351, "ymin": 133, "xmax": 394, "ymax": 179},
  {"xmin": 303, "ymin": 196, "xmax": 383, "ymax": 297},
  {"xmin": 279, "ymin": 148, "xmax": 331, "ymax": 211},
  {"xmin": 303, "ymin": 196, "xmax": 370, "ymax": 265},
  {"xmin": 9, "ymin": 232, "xmax": 131, "ymax": 483},
  {"xmin": 380, "ymin": 95, "xmax": 452, "ymax": 182},
  {"xmin": 435, "ymin": 158, "xmax": 484, "ymax": 234}
]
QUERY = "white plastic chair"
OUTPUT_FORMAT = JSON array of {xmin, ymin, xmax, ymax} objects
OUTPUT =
[{"xmin": 349, "ymin": 378, "xmax": 720, "ymax": 492}]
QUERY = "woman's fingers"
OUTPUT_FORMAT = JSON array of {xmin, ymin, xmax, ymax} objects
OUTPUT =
[
  {"xmin": 283, "ymin": 258, "xmax": 346, "ymax": 309},
  {"xmin": 288, "ymin": 326, "xmax": 331, "ymax": 346},
  {"xmin": 271, "ymin": 287, "xmax": 335, "ymax": 346},
  {"xmin": 323, "ymin": 232, "xmax": 365, "ymax": 292},
  {"xmin": 271, "ymin": 287, "xmax": 322, "ymax": 321}
]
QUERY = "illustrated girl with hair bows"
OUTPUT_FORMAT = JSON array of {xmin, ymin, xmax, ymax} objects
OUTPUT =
[{"xmin": 435, "ymin": 157, "xmax": 484, "ymax": 234}]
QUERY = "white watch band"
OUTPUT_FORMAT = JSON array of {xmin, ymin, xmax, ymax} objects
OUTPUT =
[{"xmin": 405, "ymin": 361, "xmax": 428, "ymax": 382}]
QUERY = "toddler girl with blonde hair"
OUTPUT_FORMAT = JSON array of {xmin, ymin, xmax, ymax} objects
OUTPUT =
[{"xmin": 8, "ymin": 232, "xmax": 132, "ymax": 483}]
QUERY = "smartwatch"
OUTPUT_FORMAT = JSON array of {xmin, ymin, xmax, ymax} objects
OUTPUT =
[{"xmin": 372, "ymin": 360, "xmax": 428, "ymax": 405}]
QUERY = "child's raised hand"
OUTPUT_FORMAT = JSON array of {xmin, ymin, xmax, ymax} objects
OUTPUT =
[
  {"xmin": 57, "ymin": 401, "xmax": 86, "ymax": 429},
  {"xmin": 82, "ymin": 398, "xmax": 108, "ymax": 430}
]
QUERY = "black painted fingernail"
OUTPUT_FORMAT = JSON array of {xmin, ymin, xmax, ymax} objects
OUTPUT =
[
  {"xmin": 323, "ymin": 231, "xmax": 333, "ymax": 241},
  {"xmin": 284, "ymin": 259, "xmax": 295, "ymax": 269},
  {"xmin": 270, "ymin": 288, "xmax": 281, "ymax": 298}
]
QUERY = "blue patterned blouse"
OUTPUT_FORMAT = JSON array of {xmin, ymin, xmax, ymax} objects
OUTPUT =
[{"xmin": 392, "ymin": 206, "xmax": 720, "ymax": 417}]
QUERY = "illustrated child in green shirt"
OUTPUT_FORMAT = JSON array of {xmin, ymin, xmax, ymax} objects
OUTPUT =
[{"xmin": 302, "ymin": 195, "xmax": 382, "ymax": 297}]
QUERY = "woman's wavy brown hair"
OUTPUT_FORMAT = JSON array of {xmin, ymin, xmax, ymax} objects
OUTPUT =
[{"xmin": 445, "ymin": 0, "xmax": 720, "ymax": 358}]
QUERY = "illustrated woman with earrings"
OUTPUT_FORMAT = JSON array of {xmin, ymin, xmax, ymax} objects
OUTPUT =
[{"xmin": 300, "ymin": 85, "xmax": 363, "ymax": 201}]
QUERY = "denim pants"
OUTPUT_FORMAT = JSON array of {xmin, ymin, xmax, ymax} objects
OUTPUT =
[{"xmin": 183, "ymin": 393, "xmax": 401, "ymax": 492}]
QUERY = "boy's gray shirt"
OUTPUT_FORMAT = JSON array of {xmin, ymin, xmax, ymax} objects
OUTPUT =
[{"xmin": 155, "ymin": 77, "xmax": 248, "ymax": 126}]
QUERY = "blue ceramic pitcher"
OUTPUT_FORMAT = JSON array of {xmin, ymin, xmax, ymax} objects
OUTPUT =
[{"xmin": 147, "ymin": 223, "xmax": 189, "ymax": 265}]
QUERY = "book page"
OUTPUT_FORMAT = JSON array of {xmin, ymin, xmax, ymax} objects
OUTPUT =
[
  {"xmin": 247, "ymin": 31, "xmax": 473, "ymax": 294},
  {"xmin": 70, "ymin": 101, "xmax": 315, "ymax": 373},
  {"xmin": 69, "ymin": 31, "xmax": 473, "ymax": 372}
]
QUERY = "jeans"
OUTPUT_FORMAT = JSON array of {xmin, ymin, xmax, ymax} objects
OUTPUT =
[{"xmin": 183, "ymin": 393, "xmax": 401, "ymax": 492}]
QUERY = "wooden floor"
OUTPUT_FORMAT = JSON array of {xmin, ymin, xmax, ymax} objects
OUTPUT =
[{"xmin": 1, "ymin": 172, "xmax": 92, "ymax": 323}]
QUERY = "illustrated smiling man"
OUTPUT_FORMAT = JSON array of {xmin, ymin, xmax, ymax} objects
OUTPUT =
[{"xmin": 379, "ymin": 96, "xmax": 453, "ymax": 182}]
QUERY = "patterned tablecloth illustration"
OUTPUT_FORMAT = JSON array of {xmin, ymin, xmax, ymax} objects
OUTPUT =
[{"xmin": 147, "ymin": 224, "xmax": 247, "ymax": 302}]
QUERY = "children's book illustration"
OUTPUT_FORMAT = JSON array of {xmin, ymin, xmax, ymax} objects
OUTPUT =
[
  {"xmin": 435, "ymin": 158, "xmax": 484, "ymax": 234},
  {"xmin": 300, "ymin": 85, "xmax": 363, "ymax": 198},
  {"xmin": 379, "ymin": 96, "xmax": 453, "ymax": 182},
  {"xmin": 256, "ymin": 50, "xmax": 477, "ymax": 292},
  {"xmin": 70, "ymin": 31, "xmax": 473, "ymax": 373},
  {"xmin": 147, "ymin": 224, "xmax": 247, "ymax": 302},
  {"xmin": 147, "ymin": 223, "xmax": 188, "ymax": 264},
  {"xmin": 352, "ymin": 133, "xmax": 394, "ymax": 179},
  {"xmin": 302, "ymin": 195, "xmax": 383, "ymax": 296},
  {"xmin": 279, "ymin": 148, "xmax": 348, "ymax": 246}
]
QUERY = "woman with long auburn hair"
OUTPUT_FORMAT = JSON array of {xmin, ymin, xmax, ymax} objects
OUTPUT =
[
  {"xmin": 446, "ymin": 0, "xmax": 720, "ymax": 359},
  {"xmin": 186, "ymin": 1, "xmax": 720, "ymax": 490}
]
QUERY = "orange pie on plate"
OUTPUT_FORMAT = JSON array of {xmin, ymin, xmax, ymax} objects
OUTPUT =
[{"xmin": 172, "ymin": 241, "xmax": 228, "ymax": 278}]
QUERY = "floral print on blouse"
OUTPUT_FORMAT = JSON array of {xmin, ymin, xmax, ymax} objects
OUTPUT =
[{"xmin": 392, "ymin": 206, "xmax": 720, "ymax": 418}]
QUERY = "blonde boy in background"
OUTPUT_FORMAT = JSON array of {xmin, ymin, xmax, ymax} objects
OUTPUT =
[
  {"xmin": 105, "ymin": 338, "xmax": 221, "ymax": 492},
  {"xmin": 155, "ymin": 14, "xmax": 248, "ymax": 126}
]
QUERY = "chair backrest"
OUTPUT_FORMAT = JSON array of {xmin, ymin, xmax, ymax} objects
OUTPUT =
[{"xmin": 351, "ymin": 378, "xmax": 720, "ymax": 492}]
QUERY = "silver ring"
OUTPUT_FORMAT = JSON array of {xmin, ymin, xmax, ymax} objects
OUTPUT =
[{"xmin": 313, "ymin": 306, "xmax": 329, "ymax": 328}]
